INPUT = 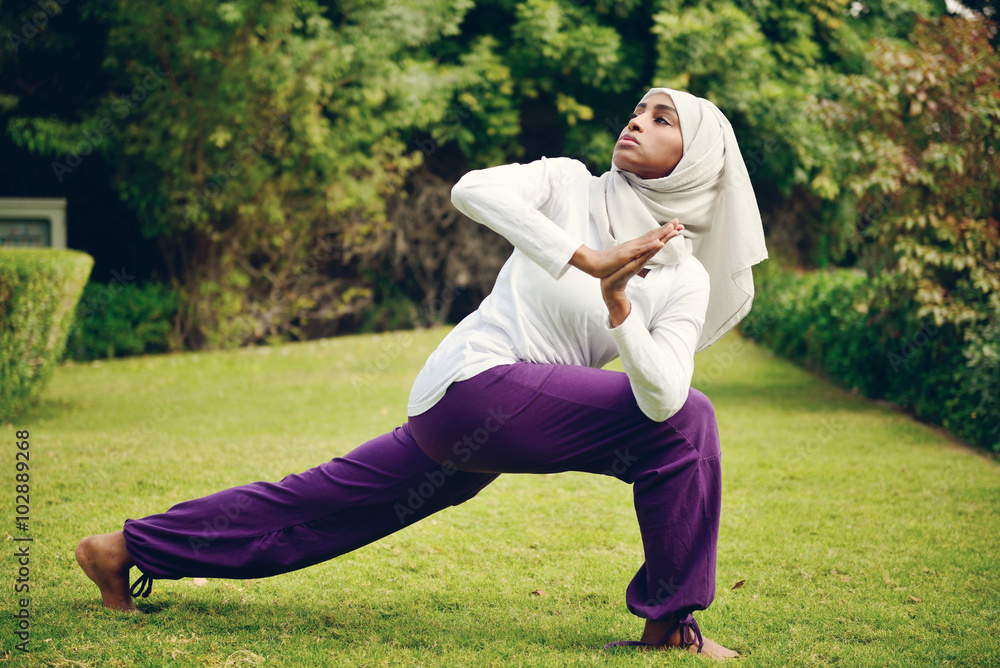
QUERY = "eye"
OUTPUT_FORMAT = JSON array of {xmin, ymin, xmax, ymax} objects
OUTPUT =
[{"xmin": 656, "ymin": 117, "xmax": 671, "ymax": 126}]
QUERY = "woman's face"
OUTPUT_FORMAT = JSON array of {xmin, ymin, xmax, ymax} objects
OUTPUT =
[{"xmin": 612, "ymin": 92, "xmax": 683, "ymax": 179}]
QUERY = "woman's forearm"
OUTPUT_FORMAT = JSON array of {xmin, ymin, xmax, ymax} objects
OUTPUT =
[
  {"xmin": 569, "ymin": 244, "xmax": 598, "ymax": 276},
  {"xmin": 451, "ymin": 160, "xmax": 584, "ymax": 280}
]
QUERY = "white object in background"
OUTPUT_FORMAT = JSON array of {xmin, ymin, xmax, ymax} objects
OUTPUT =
[{"xmin": 0, "ymin": 198, "xmax": 68, "ymax": 248}]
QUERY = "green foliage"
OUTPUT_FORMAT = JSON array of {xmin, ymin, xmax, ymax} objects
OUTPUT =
[
  {"xmin": 741, "ymin": 265, "xmax": 879, "ymax": 393},
  {"xmin": 651, "ymin": 0, "xmax": 945, "ymax": 199},
  {"xmin": 6, "ymin": 0, "xmax": 481, "ymax": 350},
  {"xmin": 0, "ymin": 248, "xmax": 93, "ymax": 421},
  {"xmin": 642, "ymin": 0, "xmax": 956, "ymax": 267},
  {"xmin": 416, "ymin": 35, "xmax": 522, "ymax": 168},
  {"xmin": 511, "ymin": 0, "xmax": 623, "ymax": 90},
  {"xmin": 417, "ymin": 0, "xmax": 650, "ymax": 171},
  {"xmin": 417, "ymin": 0, "xmax": 915, "ymax": 198},
  {"xmin": 742, "ymin": 265, "xmax": 999, "ymax": 452},
  {"xmin": 358, "ymin": 291, "xmax": 423, "ymax": 333},
  {"xmin": 3, "ymin": 0, "xmax": 984, "ymax": 360},
  {"xmin": 809, "ymin": 16, "xmax": 999, "ymax": 316},
  {"xmin": 63, "ymin": 281, "xmax": 180, "ymax": 361},
  {"xmin": 784, "ymin": 15, "xmax": 999, "ymax": 449}
]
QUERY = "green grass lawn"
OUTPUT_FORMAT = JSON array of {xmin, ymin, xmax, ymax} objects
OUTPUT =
[{"xmin": 2, "ymin": 329, "xmax": 998, "ymax": 667}]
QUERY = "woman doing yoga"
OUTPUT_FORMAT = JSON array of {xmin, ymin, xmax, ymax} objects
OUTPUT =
[{"xmin": 76, "ymin": 87, "xmax": 767, "ymax": 660}]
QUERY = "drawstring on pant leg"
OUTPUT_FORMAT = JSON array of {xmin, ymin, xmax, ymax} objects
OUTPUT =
[
  {"xmin": 130, "ymin": 572, "xmax": 153, "ymax": 599},
  {"xmin": 604, "ymin": 612, "xmax": 704, "ymax": 653},
  {"xmin": 677, "ymin": 613, "xmax": 705, "ymax": 653}
]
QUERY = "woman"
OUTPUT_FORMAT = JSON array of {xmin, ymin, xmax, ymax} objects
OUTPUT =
[{"xmin": 76, "ymin": 87, "xmax": 766, "ymax": 660}]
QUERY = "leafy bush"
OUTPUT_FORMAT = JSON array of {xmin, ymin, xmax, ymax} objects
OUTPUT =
[
  {"xmin": 742, "ymin": 264, "xmax": 999, "ymax": 452},
  {"xmin": 0, "ymin": 248, "xmax": 93, "ymax": 421},
  {"xmin": 745, "ymin": 16, "xmax": 1000, "ymax": 453},
  {"xmin": 5, "ymin": 0, "xmax": 494, "ymax": 351},
  {"xmin": 808, "ymin": 16, "xmax": 999, "ymax": 332},
  {"xmin": 64, "ymin": 281, "xmax": 180, "ymax": 361}
]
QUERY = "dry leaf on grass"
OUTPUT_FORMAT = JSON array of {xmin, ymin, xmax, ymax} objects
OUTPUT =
[
  {"xmin": 220, "ymin": 649, "xmax": 265, "ymax": 667},
  {"xmin": 530, "ymin": 589, "xmax": 547, "ymax": 596},
  {"xmin": 731, "ymin": 579, "xmax": 746, "ymax": 590}
]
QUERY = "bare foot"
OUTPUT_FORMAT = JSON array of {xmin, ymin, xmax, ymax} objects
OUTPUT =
[
  {"xmin": 642, "ymin": 618, "xmax": 740, "ymax": 661},
  {"xmin": 75, "ymin": 531, "xmax": 139, "ymax": 612}
]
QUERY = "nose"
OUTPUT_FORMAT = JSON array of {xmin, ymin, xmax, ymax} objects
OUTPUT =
[{"xmin": 627, "ymin": 116, "xmax": 643, "ymax": 132}]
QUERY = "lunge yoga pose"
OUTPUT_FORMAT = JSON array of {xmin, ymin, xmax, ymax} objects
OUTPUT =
[{"xmin": 77, "ymin": 87, "xmax": 767, "ymax": 660}]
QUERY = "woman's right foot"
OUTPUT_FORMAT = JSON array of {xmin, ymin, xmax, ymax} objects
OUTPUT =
[
  {"xmin": 642, "ymin": 617, "xmax": 740, "ymax": 660},
  {"xmin": 75, "ymin": 531, "xmax": 138, "ymax": 612}
]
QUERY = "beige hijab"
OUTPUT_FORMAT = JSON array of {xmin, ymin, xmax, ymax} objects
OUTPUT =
[{"xmin": 588, "ymin": 87, "xmax": 768, "ymax": 352}]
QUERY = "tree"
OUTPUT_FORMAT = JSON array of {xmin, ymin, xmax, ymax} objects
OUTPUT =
[
  {"xmin": 6, "ymin": 0, "xmax": 479, "ymax": 348},
  {"xmin": 647, "ymin": 0, "xmax": 951, "ymax": 265},
  {"xmin": 808, "ymin": 15, "xmax": 999, "ymax": 446}
]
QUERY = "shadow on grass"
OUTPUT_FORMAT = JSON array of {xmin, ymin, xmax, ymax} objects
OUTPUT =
[
  {"xmin": 67, "ymin": 589, "xmax": 618, "ymax": 653},
  {"xmin": 13, "ymin": 396, "xmax": 80, "ymax": 423},
  {"xmin": 701, "ymin": 381, "xmax": 867, "ymax": 412}
]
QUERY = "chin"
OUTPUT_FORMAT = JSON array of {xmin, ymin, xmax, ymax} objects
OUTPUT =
[
  {"xmin": 612, "ymin": 157, "xmax": 639, "ymax": 175},
  {"xmin": 617, "ymin": 165, "xmax": 653, "ymax": 180}
]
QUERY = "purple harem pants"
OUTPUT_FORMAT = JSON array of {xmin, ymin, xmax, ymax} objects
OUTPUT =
[{"xmin": 123, "ymin": 362, "xmax": 721, "ymax": 621}]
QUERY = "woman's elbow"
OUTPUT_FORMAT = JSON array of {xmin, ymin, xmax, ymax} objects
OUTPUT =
[
  {"xmin": 450, "ymin": 173, "xmax": 493, "ymax": 217},
  {"xmin": 451, "ymin": 169, "xmax": 492, "ymax": 200},
  {"xmin": 450, "ymin": 176, "xmax": 473, "ymax": 209},
  {"xmin": 639, "ymin": 391, "xmax": 688, "ymax": 423}
]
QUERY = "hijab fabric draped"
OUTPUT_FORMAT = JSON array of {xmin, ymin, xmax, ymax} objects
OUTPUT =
[{"xmin": 588, "ymin": 87, "xmax": 768, "ymax": 352}]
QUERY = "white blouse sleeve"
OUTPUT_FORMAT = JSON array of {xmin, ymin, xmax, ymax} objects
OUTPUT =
[
  {"xmin": 450, "ymin": 157, "xmax": 587, "ymax": 279},
  {"xmin": 608, "ymin": 258, "xmax": 711, "ymax": 422}
]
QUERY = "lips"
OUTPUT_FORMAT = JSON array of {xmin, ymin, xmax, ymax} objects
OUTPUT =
[{"xmin": 619, "ymin": 133, "xmax": 639, "ymax": 145}]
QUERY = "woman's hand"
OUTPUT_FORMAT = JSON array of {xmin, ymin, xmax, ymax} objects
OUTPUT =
[
  {"xmin": 600, "ymin": 240, "xmax": 667, "ymax": 326},
  {"xmin": 570, "ymin": 220, "xmax": 684, "ymax": 327},
  {"xmin": 569, "ymin": 220, "xmax": 683, "ymax": 279}
]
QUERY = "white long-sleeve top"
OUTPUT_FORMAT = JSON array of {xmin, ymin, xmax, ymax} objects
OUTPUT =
[{"xmin": 406, "ymin": 156, "xmax": 710, "ymax": 422}]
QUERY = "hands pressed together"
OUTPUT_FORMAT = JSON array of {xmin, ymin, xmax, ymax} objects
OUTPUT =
[{"xmin": 570, "ymin": 220, "xmax": 684, "ymax": 327}]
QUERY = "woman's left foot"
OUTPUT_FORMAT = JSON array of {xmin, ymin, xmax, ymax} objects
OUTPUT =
[{"xmin": 75, "ymin": 531, "xmax": 138, "ymax": 612}]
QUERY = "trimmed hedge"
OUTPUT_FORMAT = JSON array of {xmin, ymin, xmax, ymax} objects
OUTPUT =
[
  {"xmin": 0, "ymin": 248, "xmax": 93, "ymax": 421},
  {"xmin": 741, "ymin": 264, "xmax": 999, "ymax": 452},
  {"xmin": 64, "ymin": 281, "xmax": 179, "ymax": 361}
]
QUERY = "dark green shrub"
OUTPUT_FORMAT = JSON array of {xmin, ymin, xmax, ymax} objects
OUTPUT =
[
  {"xmin": 64, "ymin": 281, "xmax": 180, "ymax": 361},
  {"xmin": 742, "ymin": 265, "xmax": 999, "ymax": 452},
  {"xmin": 0, "ymin": 248, "xmax": 93, "ymax": 421},
  {"xmin": 780, "ymin": 17, "xmax": 999, "ymax": 451}
]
